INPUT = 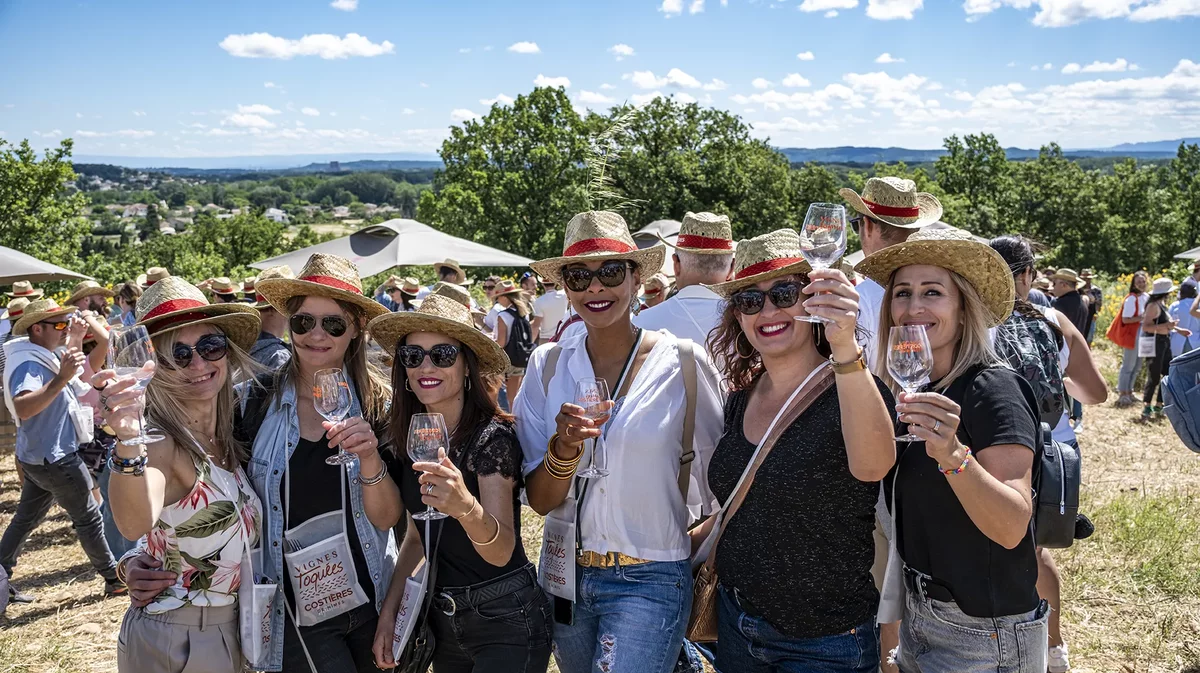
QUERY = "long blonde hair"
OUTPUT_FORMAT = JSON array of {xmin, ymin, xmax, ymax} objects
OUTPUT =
[
  {"xmin": 146, "ymin": 329, "xmax": 257, "ymax": 468},
  {"xmin": 273, "ymin": 296, "xmax": 391, "ymax": 424},
  {"xmin": 873, "ymin": 268, "xmax": 1004, "ymax": 396}
]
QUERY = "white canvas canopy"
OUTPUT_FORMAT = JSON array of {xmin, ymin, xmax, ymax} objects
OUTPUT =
[
  {"xmin": 632, "ymin": 219, "xmax": 681, "ymax": 278},
  {"xmin": 0, "ymin": 245, "xmax": 90, "ymax": 284},
  {"xmin": 251, "ymin": 219, "xmax": 533, "ymax": 277},
  {"xmin": 844, "ymin": 221, "xmax": 988, "ymax": 266},
  {"xmin": 1175, "ymin": 245, "xmax": 1200, "ymax": 261}
]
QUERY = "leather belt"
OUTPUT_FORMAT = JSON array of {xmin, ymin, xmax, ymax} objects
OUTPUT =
[
  {"xmin": 433, "ymin": 564, "xmax": 537, "ymax": 617},
  {"xmin": 577, "ymin": 550, "xmax": 652, "ymax": 569},
  {"xmin": 903, "ymin": 566, "xmax": 955, "ymax": 603}
]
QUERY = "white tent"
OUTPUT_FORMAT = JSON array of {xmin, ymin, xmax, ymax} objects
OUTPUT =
[
  {"xmin": 0, "ymin": 245, "xmax": 90, "ymax": 284},
  {"xmin": 1175, "ymin": 245, "xmax": 1200, "ymax": 261},
  {"xmin": 251, "ymin": 219, "xmax": 533, "ymax": 277},
  {"xmin": 632, "ymin": 219, "xmax": 681, "ymax": 278},
  {"xmin": 844, "ymin": 221, "xmax": 988, "ymax": 266}
]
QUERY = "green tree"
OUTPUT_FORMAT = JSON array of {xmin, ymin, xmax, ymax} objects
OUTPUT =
[
  {"xmin": 934, "ymin": 134, "xmax": 1014, "ymax": 238},
  {"xmin": 157, "ymin": 181, "xmax": 188, "ymax": 208},
  {"xmin": 0, "ymin": 138, "xmax": 90, "ymax": 268},
  {"xmin": 249, "ymin": 185, "xmax": 287, "ymax": 209}
]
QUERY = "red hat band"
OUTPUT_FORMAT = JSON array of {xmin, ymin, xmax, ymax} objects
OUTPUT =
[{"xmin": 300, "ymin": 275, "xmax": 362, "ymax": 295}]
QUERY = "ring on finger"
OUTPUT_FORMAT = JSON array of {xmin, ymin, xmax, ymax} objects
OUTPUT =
[
  {"xmin": 933, "ymin": 419, "xmax": 941, "ymax": 432},
  {"xmin": 425, "ymin": 483, "xmax": 434, "ymax": 495}
]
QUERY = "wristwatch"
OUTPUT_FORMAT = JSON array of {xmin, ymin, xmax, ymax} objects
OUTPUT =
[{"xmin": 829, "ymin": 349, "xmax": 867, "ymax": 375}]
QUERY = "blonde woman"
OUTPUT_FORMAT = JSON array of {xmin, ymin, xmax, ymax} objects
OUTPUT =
[
  {"xmin": 857, "ymin": 228, "xmax": 1047, "ymax": 673},
  {"xmin": 94, "ymin": 278, "xmax": 263, "ymax": 672},
  {"xmin": 492, "ymin": 279, "xmax": 533, "ymax": 401}
]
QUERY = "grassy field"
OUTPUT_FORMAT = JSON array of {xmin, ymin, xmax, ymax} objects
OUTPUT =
[{"xmin": 0, "ymin": 345, "xmax": 1197, "ymax": 672}]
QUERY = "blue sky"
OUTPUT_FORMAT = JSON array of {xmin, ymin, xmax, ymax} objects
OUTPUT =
[{"xmin": 0, "ymin": 0, "xmax": 1197, "ymax": 159}]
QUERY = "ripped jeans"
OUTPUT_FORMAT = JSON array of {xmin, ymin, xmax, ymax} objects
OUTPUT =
[{"xmin": 552, "ymin": 559, "xmax": 691, "ymax": 673}]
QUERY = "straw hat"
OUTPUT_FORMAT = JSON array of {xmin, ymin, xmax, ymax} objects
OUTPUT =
[
  {"xmin": 854, "ymin": 226, "xmax": 1014, "ymax": 327},
  {"xmin": 67, "ymin": 280, "xmax": 115, "ymax": 305},
  {"xmin": 706, "ymin": 229, "xmax": 814, "ymax": 298},
  {"xmin": 6, "ymin": 281, "xmax": 43, "ymax": 299},
  {"xmin": 492, "ymin": 280, "xmax": 523, "ymax": 298},
  {"xmin": 242, "ymin": 277, "xmax": 257, "ymax": 294},
  {"xmin": 433, "ymin": 258, "xmax": 469, "ymax": 285},
  {"xmin": 252, "ymin": 266, "xmax": 294, "ymax": 309},
  {"xmin": 666, "ymin": 212, "xmax": 734, "ymax": 255},
  {"xmin": 255, "ymin": 253, "xmax": 389, "ymax": 321},
  {"xmin": 1051, "ymin": 268, "xmax": 1087, "ymax": 290},
  {"xmin": 137, "ymin": 267, "xmax": 171, "ymax": 289},
  {"xmin": 1080, "ymin": 269, "xmax": 1095, "ymax": 280},
  {"xmin": 400, "ymin": 278, "xmax": 421, "ymax": 296},
  {"xmin": 210, "ymin": 277, "xmax": 238, "ymax": 295},
  {"xmin": 368, "ymin": 294, "xmax": 509, "ymax": 376},
  {"xmin": 839, "ymin": 177, "xmax": 943, "ymax": 229},
  {"xmin": 3, "ymin": 298, "xmax": 32, "ymax": 322},
  {"xmin": 643, "ymin": 273, "xmax": 669, "ymax": 297},
  {"xmin": 531, "ymin": 211, "xmax": 666, "ymax": 286},
  {"xmin": 13, "ymin": 299, "xmax": 77, "ymax": 336},
  {"xmin": 1150, "ymin": 278, "xmax": 1178, "ymax": 295},
  {"xmin": 135, "ymin": 276, "xmax": 260, "ymax": 350}
]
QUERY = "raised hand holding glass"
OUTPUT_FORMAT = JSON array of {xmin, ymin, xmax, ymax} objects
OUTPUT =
[
  {"xmin": 314, "ymin": 368, "xmax": 357, "ymax": 465},
  {"xmin": 408, "ymin": 413, "xmax": 450, "ymax": 520},
  {"xmin": 796, "ymin": 203, "xmax": 848, "ymax": 324},
  {"xmin": 574, "ymin": 378, "xmax": 611, "ymax": 478},
  {"xmin": 108, "ymin": 325, "xmax": 164, "ymax": 446},
  {"xmin": 887, "ymin": 325, "xmax": 934, "ymax": 442}
]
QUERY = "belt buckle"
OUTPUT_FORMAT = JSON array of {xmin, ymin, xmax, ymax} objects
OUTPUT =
[{"xmin": 437, "ymin": 592, "xmax": 457, "ymax": 616}]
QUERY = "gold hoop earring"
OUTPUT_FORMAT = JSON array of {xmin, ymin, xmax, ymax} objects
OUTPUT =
[
  {"xmin": 404, "ymin": 378, "xmax": 413, "ymax": 392},
  {"xmin": 465, "ymin": 377, "xmax": 472, "ymax": 391},
  {"xmin": 736, "ymin": 332, "xmax": 756, "ymax": 360}
]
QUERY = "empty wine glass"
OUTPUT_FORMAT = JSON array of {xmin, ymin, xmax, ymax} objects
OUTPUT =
[
  {"xmin": 107, "ymin": 325, "xmax": 165, "ymax": 446},
  {"xmin": 574, "ymin": 378, "xmax": 611, "ymax": 479},
  {"xmin": 408, "ymin": 413, "xmax": 450, "ymax": 520},
  {"xmin": 796, "ymin": 202, "xmax": 848, "ymax": 324},
  {"xmin": 313, "ymin": 368, "xmax": 356, "ymax": 466},
  {"xmin": 887, "ymin": 325, "xmax": 934, "ymax": 442}
]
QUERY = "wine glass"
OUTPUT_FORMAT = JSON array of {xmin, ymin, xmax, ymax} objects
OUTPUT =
[
  {"xmin": 313, "ymin": 368, "xmax": 356, "ymax": 466},
  {"xmin": 796, "ymin": 202, "xmax": 848, "ymax": 324},
  {"xmin": 408, "ymin": 413, "xmax": 450, "ymax": 520},
  {"xmin": 574, "ymin": 378, "xmax": 611, "ymax": 479},
  {"xmin": 887, "ymin": 325, "xmax": 934, "ymax": 442},
  {"xmin": 107, "ymin": 325, "xmax": 165, "ymax": 446}
]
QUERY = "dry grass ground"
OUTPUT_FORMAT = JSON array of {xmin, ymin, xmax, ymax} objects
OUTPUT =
[{"xmin": 0, "ymin": 346, "xmax": 1197, "ymax": 672}]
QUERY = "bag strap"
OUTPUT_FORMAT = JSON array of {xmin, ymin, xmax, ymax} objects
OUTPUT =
[
  {"xmin": 542, "ymin": 345, "xmax": 563, "ymax": 396},
  {"xmin": 678, "ymin": 339, "xmax": 697, "ymax": 502},
  {"xmin": 703, "ymin": 364, "xmax": 835, "ymax": 572}
]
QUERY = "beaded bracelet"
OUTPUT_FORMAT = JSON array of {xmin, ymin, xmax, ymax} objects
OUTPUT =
[
  {"xmin": 109, "ymin": 450, "xmax": 148, "ymax": 477},
  {"xmin": 937, "ymin": 446, "xmax": 973, "ymax": 475}
]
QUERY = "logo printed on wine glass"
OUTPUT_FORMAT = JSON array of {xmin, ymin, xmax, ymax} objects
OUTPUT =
[{"xmin": 893, "ymin": 341, "xmax": 924, "ymax": 354}]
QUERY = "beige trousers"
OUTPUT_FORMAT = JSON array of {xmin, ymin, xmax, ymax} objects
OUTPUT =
[{"xmin": 117, "ymin": 604, "xmax": 241, "ymax": 673}]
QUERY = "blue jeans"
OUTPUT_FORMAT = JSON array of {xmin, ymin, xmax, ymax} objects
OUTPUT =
[
  {"xmin": 1118, "ymin": 347, "xmax": 1143, "ymax": 393},
  {"xmin": 553, "ymin": 559, "xmax": 691, "ymax": 673},
  {"xmin": 97, "ymin": 467, "xmax": 136, "ymax": 560},
  {"xmin": 898, "ymin": 577, "xmax": 1048, "ymax": 673},
  {"xmin": 715, "ymin": 585, "xmax": 879, "ymax": 673},
  {"xmin": 1070, "ymin": 398, "xmax": 1083, "ymax": 423},
  {"xmin": 282, "ymin": 603, "xmax": 378, "ymax": 673}
]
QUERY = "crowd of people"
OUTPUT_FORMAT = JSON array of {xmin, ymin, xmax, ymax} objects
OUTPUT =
[{"xmin": 0, "ymin": 176, "xmax": 1194, "ymax": 673}]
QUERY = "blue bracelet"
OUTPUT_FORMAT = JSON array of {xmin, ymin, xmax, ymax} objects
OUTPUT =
[{"xmin": 109, "ymin": 451, "xmax": 147, "ymax": 476}]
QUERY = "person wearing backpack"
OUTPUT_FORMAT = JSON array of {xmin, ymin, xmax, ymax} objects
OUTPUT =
[
  {"xmin": 1139, "ymin": 278, "xmax": 1192, "ymax": 423},
  {"xmin": 991, "ymin": 236, "xmax": 1108, "ymax": 673},
  {"xmin": 1110, "ymin": 271, "xmax": 1149, "ymax": 407},
  {"xmin": 491, "ymin": 280, "xmax": 536, "ymax": 403},
  {"xmin": 857, "ymin": 227, "xmax": 1047, "ymax": 673}
]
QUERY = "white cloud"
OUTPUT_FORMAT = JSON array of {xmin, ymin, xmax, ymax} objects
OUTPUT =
[
  {"xmin": 330, "ymin": 0, "xmax": 357, "ymax": 10},
  {"xmin": 219, "ymin": 32, "xmax": 395, "ymax": 59},
  {"xmin": 1062, "ymin": 57, "xmax": 1137, "ymax": 74},
  {"xmin": 1043, "ymin": 62, "xmax": 1054, "ymax": 70},
  {"xmin": 206, "ymin": 128, "xmax": 244, "ymax": 137},
  {"xmin": 826, "ymin": 10, "xmax": 840, "ymax": 15},
  {"xmin": 75, "ymin": 112, "xmax": 83, "ymax": 119},
  {"xmin": 34, "ymin": 130, "xmax": 63, "ymax": 138},
  {"xmin": 132, "ymin": 110, "xmax": 146, "ymax": 117},
  {"xmin": 782, "ymin": 73, "xmax": 812, "ymax": 87},
  {"xmin": 330, "ymin": 111, "xmax": 338, "ymax": 117},
  {"xmin": 1008, "ymin": 61, "xmax": 1017, "ymax": 67},
  {"xmin": 609, "ymin": 44, "xmax": 635, "ymax": 60},
  {"xmin": 661, "ymin": 0, "xmax": 684, "ymax": 14},
  {"xmin": 601, "ymin": 83, "xmax": 616, "ymax": 90},
  {"xmin": 798, "ymin": 0, "xmax": 858, "ymax": 11},
  {"xmin": 797, "ymin": 51, "xmax": 816, "ymax": 61},
  {"xmin": 962, "ymin": 0, "xmax": 1200, "ymax": 26},
  {"xmin": 226, "ymin": 113, "xmax": 276, "ymax": 129},
  {"xmin": 450, "ymin": 109, "xmax": 479, "ymax": 122},
  {"xmin": 508, "ymin": 41, "xmax": 541, "ymax": 54},
  {"xmin": 264, "ymin": 81, "xmax": 278, "ymax": 89},
  {"xmin": 632, "ymin": 91, "xmax": 697, "ymax": 105},
  {"xmin": 629, "ymin": 68, "xmax": 711, "ymax": 89},
  {"xmin": 534, "ymin": 74, "xmax": 571, "ymax": 88},
  {"xmin": 480, "ymin": 93, "xmax": 515, "ymax": 106},
  {"xmin": 875, "ymin": 52, "xmax": 905, "ymax": 63},
  {"xmin": 752, "ymin": 77, "xmax": 773, "ymax": 89},
  {"xmin": 579, "ymin": 90, "xmax": 616, "ymax": 105},
  {"xmin": 75, "ymin": 129, "xmax": 156, "ymax": 139},
  {"xmin": 420, "ymin": 82, "xmax": 429, "ymax": 88},
  {"xmin": 703, "ymin": 79, "xmax": 728, "ymax": 91},
  {"xmin": 948, "ymin": 90, "xmax": 976, "ymax": 101},
  {"xmin": 926, "ymin": 81, "xmax": 944, "ymax": 90},
  {"xmin": 690, "ymin": 0, "xmax": 706, "ymax": 12},
  {"xmin": 301, "ymin": 107, "xmax": 321, "ymax": 116},
  {"xmin": 238, "ymin": 103, "xmax": 282, "ymax": 115},
  {"xmin": 867, "ymin": 0, "xmax": 924, "ymax": 19},
  {"xmin": 401, "ymin": 108, "xmax": 416, "ymax": 115},
  {"xmin": 459, "ymin": 47, "xmax": 472, "ymax": 54}
]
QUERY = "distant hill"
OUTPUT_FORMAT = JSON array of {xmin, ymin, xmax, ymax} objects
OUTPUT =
[
  {"xmin": 73, "ymin": 152, "xmax": 442, "ymax": 171},
  {"xmin": 777, "ymin": 142, "xmax": 1194, "ymax": 165},
  {"xmin": 149, "ymin": 159, "xmax": 443, "ymax": 178},
  {"xmin": 1103, "ymin": 138, "xmax": 1200, "ymax": 153}
]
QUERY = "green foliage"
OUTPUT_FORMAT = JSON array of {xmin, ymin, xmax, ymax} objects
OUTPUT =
[{"xmin": 0, "ymin": 138, "xmax": 90, "ymax": 268}]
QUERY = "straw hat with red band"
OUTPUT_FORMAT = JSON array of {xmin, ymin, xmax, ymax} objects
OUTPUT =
[
  {"xmin": 706, "ymin": 229, "xmax": 814, "ymax": 298},
  {"xmin": 134, "ymin": 276, "xmax": 260, "ymax": 350},
  {"xmin": 242, "ymin": 277, "xmax": 257, "ymax": 295},
  {"xmin": 254, "ymin": 253, "xmax": 389, "ymax": 321},
  {"xmin": 6, "ymin": 281, "xmax": 43, "ymax": 299},
  {"xmin": 839, "ymin": 176, "xmax": 942, "ymax": 229},
  {"xmin": 368, "ymin": 294, "xmax": 509, "ymax": 376},
  {"xmin": 665, "ymin": 212, "xmax": 734, "ymax": 255},
  {"xmin": 67, "ymin": 280, "xmax": 115, "ymax": 305},
  {"xmin": 13, "ymin": 299, "xmax": 77, "ymax": 336},
  {"xmin": 643, "ymin": 273, "xmax": 669, "ymax": 297},
  {"xmin": 136, "ymin": 267, "xmax": 171, "ymax": 290},
  {"xmin": 251, "ymin": 266, "xmax": 294, "ymax": 309},
  {"xmin": 530, "ymin": 210, "xmax": 666, "ymax": 286},
  {"xmin": 2, "ymin": 298, "xmax": 31, "ymax": 322},
  {"xmin": 210, "ymin": 277, "xmax": 239, "ymax": 295}
]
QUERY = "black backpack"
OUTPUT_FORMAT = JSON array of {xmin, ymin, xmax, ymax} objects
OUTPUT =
[
  {"xmin": 1032, "ymin": 422, "xmax": 1081, "ymax": 549},
  {"xmin": 502, "ymin": 306, "xmax": 536, "ymax": 369}
]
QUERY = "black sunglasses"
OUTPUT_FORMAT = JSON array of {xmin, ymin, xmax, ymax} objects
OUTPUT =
[
  {"xmin": 289, "ymin": 313, "xmax": 348, "ymax": 337},
  {"xmin": 850, "ymin": 215, "xmax": 864, "ymax": 236},
  {"xmin": 730, "ymin": 280, "xmax": 803, "ymax": 315},
  {"xmin": 398, "ymin": 343, "xmax": 460, "ymax": 369},
  {"xmin": 561, "ymin": 261, "xmax": 630, "ymax": 293},
  {"xmin": 169, "ymin": 334, "xmax": 229, "ymax": 369}
]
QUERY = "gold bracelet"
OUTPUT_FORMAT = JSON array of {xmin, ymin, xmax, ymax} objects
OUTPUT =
[
  {"xmin": 465, "ymin": 513, "xmax": 502, "ymax": 546},
  {"xmin": 455, "ymin": 498, "xmax": 481, "ymax": 521},
  {"xmin": 829, "ymin": 350, "xmax": 867, "ymax": 375},
  {"xmin": 544, "ymin": 433, "xmax": 583, "ymax": 479}
]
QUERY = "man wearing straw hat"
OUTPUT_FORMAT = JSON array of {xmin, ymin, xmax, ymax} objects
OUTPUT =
[
  {"xmin": 67, "ymin": 280, "xmax": 115, "ymax": 317},
  {"xmin": 0, "ymin": 299, "xmax": 123, "ymax": 602},
  {"xmin": 136, "ymin": 267, "xmax": 170, "ymax": 290},
  {"xmin": 417, "ymin": 258, "xmax": 478, "ymax": 307},
  {"xmin": 841, "ymin": 177, "xmax": 942, "ymax": 368},
  {"xmin": 5, "ymin": 281, "xmax": 43, "ymax": 302},
  {"xmin": 634, "ymin": 211, "xmax": 735, "ymax": 350},
  {"xmin": 1051, "ymin": 269, "xmax": 1091, "ymax": 337},
  {"xmin": 249, "ymin": 266, "xmax": 293, "ymax": 370}
]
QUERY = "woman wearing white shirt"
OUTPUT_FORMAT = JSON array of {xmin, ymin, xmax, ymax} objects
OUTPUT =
[
  {"xmin": 1115, "ymin": 271, "xmax": 1149, "ymax": 407},
  {"xmin": 515, "ymin": 211, "xmax": 725, "ymax": 673}
]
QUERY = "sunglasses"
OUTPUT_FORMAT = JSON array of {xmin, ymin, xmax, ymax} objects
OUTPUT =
[
  {"xmin": 561, "ymin": 261, "xmax": 630, "ymax": 293},
  {"xmin": 849, "ymin": 216, "xmax": 864, "ymax": 236},
  {"xmin": 398, "ymin": 344, "xmax": 460, "ymax": 369},
  {"xmin": 41, "ymin": 321, "xmax": 70, "ymax": 332},
  {"xmin": 483, "ymin": 284, "xmax": 496, "ymax": 291},
  {"xmin": 730, "ymin": 280, "xmax": 803, "ymax": 315},
  {"xmin": 289, "ymin": 313, "xmax": 349, "ymax": 337},
  {"xmin": 169, "ymin": 334, "xmax": 229, "ymax": 369}
]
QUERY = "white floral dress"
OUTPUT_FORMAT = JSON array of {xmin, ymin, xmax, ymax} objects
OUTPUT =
[{"xmin": 142, "ymin": 459, "xmax": 263, "ymax": 614}]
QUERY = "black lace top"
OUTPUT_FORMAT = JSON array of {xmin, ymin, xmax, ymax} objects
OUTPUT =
[{"xmin": 386, "ymin": 417, "xmax": 527, "ymax": 588}]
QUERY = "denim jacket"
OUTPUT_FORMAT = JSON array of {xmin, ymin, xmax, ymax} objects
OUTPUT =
[{"xmin": 242, "ymin": 373, "xmax": 398, "ymax": 671}]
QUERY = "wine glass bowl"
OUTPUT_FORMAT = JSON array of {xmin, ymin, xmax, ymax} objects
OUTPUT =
[
  {"xmin": 107, "ymin": 325, "xmax": 165, "ymax": 446},
  {"xmin": 887, "ymin": 325, "xmax": 934, "ymax": 442},
  {"xmin": 796, "ymin": 203, "xmax": 848, "ymax": 324},
  {"xmin": 574, "ymin": 378, "xmax": 611, "ymax": 478},
  {"xmin": 408, "ymin": 413, "xmax": 450, "ymax": 520},
  {"xmin": 314, "ymin": 368, "xmax": 356, "ymax": 466}
]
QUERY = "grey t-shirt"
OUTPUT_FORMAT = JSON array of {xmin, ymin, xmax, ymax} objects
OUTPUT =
[{"xmin": 11, "ymin": 360, "xmax": 77, "ymax": 465}]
